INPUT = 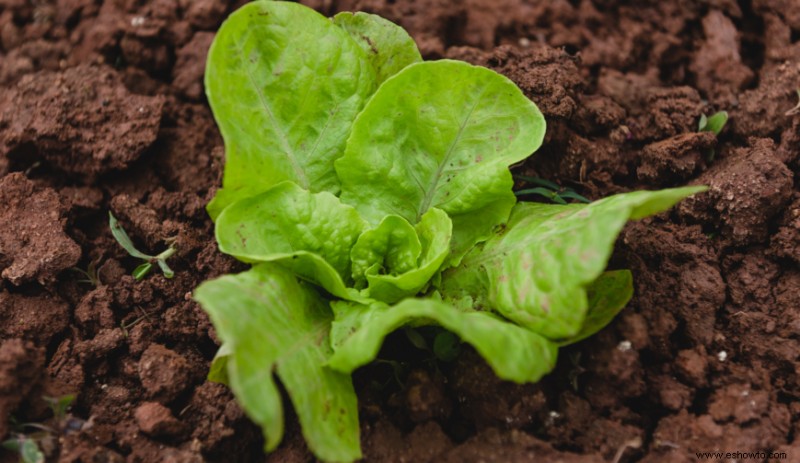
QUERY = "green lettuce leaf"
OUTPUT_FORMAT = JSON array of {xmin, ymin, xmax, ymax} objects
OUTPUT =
[
  {"xmin": 336, "ymin": 60, "xmax": 546, "ymax": 230},
  {"xmin": 194, "ymin": 264, "xmax": 360, "ymax": 462},
  {"xmin": 350, "ymin": 209, "xmax": 452, "ymax": 303},
  {"xmin": 559, "ymin": 269, "xmax": 633, "ymax": 346},
  {"xmin": 328, "ymin": 298, "xmax": 558, "ymax": 383},
  {"xmin": 215, "ymin": 181, "xmax": 367, "ymax": 300},
  {"xmin": 362, "ymin": 208, "xmax": 452, "ymax": 303},
  {"xmin": 332, "ymin": 12, "xmax": 422, "ymax": 85},
  {"xmin": 205, "ymin": 1, "xmax": 377, "ymax": 218},
  {"xmin": 440, "ymin": 187, "xmax": 706, "ymax": 339},
  {"xmin": 208, "ymin": 342, "xmax": 232, "ymax": 384},
  {"xmin": 350, "ymin": 215, "xmax": 422, "ymax": 288},
  {"xmin": 446, "ymin": 182, "xmax": 517, "ymax": 267}
]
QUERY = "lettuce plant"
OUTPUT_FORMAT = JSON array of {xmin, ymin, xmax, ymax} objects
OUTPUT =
[{"xmin": 194, "ymin": 2, "xmax": 705, "ymax": 461}]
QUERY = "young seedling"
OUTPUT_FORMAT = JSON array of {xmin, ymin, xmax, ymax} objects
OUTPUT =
[
  {"xmin": 432, "ymin": 331, "xmax": 461, "ymax": 362},
  {"xmin": 108, "ymin": 212, "xmax": 176, "ymax": 280},
  {"xmin": 70, "ymin": 260, "xmax": 101, "ymax": 286},
  {"xmin": 43, "ymin": 395, "xmax": 75, "ymax": 423},
  {"xmin": 698, "ymin": 110, "xmax": 729, "ymax": 135},
  {"xmin": 194, "ymin": 2, "xmax": 707, "ymax": 461},
  {"xmin": 119, "ymin": 308, "xmax": 154, "ymax": 337},
  {"xmin": 405, "ymin": 327, "xmax": 462, "ymax": 363},
  {"xmin": 371, "ymin": 358, "xmax": 409, "ymax": 389},
  {"xmin": 698, "ymin": 110, "xmax": 729, "ymax": 161},
  {"xmin": 1, "ymin": 395, "xmax": 75, "ymax": 463},
  {"xmin": 514, "ymin": 175, "xmax": 590, "ymax": 204},
  {"xmin": 1, "ymin": 436, "xmax": 44, "ymax": 463},
  {"xmin": 785, "ymin": 89, "xmax": 800, "ymax": 116}
]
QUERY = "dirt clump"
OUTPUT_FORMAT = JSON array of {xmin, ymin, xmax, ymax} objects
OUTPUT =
[
  {"xmin": 134, "ymin": 401, "xmax": 186, "ymax": 437},
  {"xmin": 679, "ymin": 138, "xmax": 793, "ymax": 246},
  {"xmin": 0, "ymin": 173, "xmax": 81, "ymax": 285},
  {"xmin": 138, "ymin": 343, "xmax": 195, "ymax": 403},
  {"xmin": 637, "ymin": 131, "xmax": 717, "ymax": 186},
  {"xmin": 0, "ymin": 65, "xmax": 163, "ymax": 177},
  {"xmin": 0, "ymin": 292, "xmax": 70, "ymax": 346},
  {"xmin": 0, "ymin": 339, "xmax": 45, "ymax": 440},
  {"xmin": 690, "ymin": 10, "xmax": 754, "ymax": 104},
  {"xmin": 441, "ymin": 428, "xmax": 605, "ymax": 463}
]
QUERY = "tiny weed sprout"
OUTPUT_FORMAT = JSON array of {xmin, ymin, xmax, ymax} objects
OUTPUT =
[
  {"xmin": 43, "ymin": 395, "xmax": 75, "ymax": 422},
  {"xmin": 432, "ymin": 330, "xmax": 461, "ymax": 362},
  {"xmin": 196, "ymin": 2, "xmax": 706, "ymax": 461},
  {"xmin": 698, "ymin": 110, "xmax": 729, "ymax": 135},
  {"xmin": 1, "ymin": 436, "xmax": 43, "ymax": 463},
  {"xmin": 698, "ymin": 110, "xmax": 729, "ymax": 161},
  {"xmin": 108, "ymin": 212, "xmax": 176, "ymax": 280},
  {"xmin": 514, "ymin": 175, "xmax": 591, "ymax": 204},
  {"xmin": 71, "ymin": 260, "xmax": 101, "ymax": 286},
  {"xmin": 2, "ymin": 394, "xmax": 74, "ymax": 463},
  {"xmin": 120, "ymin": 307, "xmax": 154, "ymax": 338},
  {"xmin": 403, "ymin": 327, "xmax": 461, "ymax": 362}
]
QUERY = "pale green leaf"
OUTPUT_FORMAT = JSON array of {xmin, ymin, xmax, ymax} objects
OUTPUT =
[
  {"xmin": 559, "ymin": 269, "xmax": 633, "ymax": 346},
  {"xmin": 208, "ymin": 342, "xmax": 232, "ymax": 384},
  {"xmin": 698, "ymin": 110, "xmax": 728, "ymax": 135},
  {"xmin": 446, "ymin": 183, "xmax": 517, "ymax": 267},
  {"xmin": 281, "ymin": 251, "xmax": 368, "ymax": 302},
  {"xmin": 109, "ymin": 212, "xmax": 152, "ymax": 260},
  {"xmin": 350, "ymin": 215, "xmax": 421, "ymax": 288},
  {"xmin": 194, "ymin": 264, "xmax": 361, "ymax": 461},
  {"xmin": 215, "ymin": 181, "xmax": 367, "ymax": 297},
  {"xmin": 205, "ymin": 1, "xmax": 377, "ymax": 218},
  {"xmin": 336, "ymin": 60, "xmax": 545, "ymax": 227},
  {"xmin": 132, "ymin": 262, "xmax": 153, "ymax": 280},
  {"xmin": 333, "ymin": 12, "xmax": 422, "ymax": 85},
  {"xmin": 363, "ymin": 208, "xmax": 452, "ymax": 303},
  {"xmin": 2, "ymin": 437, "xmax": 44, "ymax": 463},
  {"xmin": 21, "ymin": 439, "xmax": 44, "ymax": 463},
  {"xmin": 156, "ymin": 258, "xmax": 174, "ymax": 279},
  {"xmin": 440, "ymin": 186, "xmax": 706, "ymax": 339},
  {"xmin": 328, "ymin": 298, "xmax": 558, "ymax": 383}
]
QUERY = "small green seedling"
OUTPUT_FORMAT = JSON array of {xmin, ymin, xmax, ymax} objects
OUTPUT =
[
  {"xmin": 195, "ymin": 2, "xmax": 706, "ymax": 461},
  {"xmin": 71, "ymin": 260, "xmax": 101, "ymax": 286},
  {"xmin": 404, "ymin": 327, "xmax": 462, "ymax": 362},
  {"xmin": 514, "ymin": 175, "xmax": 590, "ymax": 204},
  {"xmin": 432, "ymin": 331, "xmax": 461, "ymax": 362},
  {"xmin": 698, "ymin": 111, "xmax": 729, "ymax": 135},
  {"xmin": 43, "ymin": 395, "xmax": 75, "ymax": 423},
  {"xmin": 786, "ymin": 89, "xmax": 800, "ymax": 116},
  {"xmin": 1, "ymin": 395, "xmax": 74, "ymax": 463},
  {"xmin": 698, "ymin": 110, "xmax": 729, "ymax": 161},
  {"xmin": 1, "ymin": 436, "xmax": 44, "ymax": 463},
  {"xmin": 108, "ymin": 212, "xmax": 176, "ymax": 280},
  {"xmin": 120, "ymin": 308, "xmax": 154, "ymax": 337},
  {"xmin": 371, "ymin": 359, "xmax": 409, "ymax": 389}
]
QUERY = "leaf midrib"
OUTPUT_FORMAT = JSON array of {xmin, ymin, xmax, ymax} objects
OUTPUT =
[
  {"xmin": 234, "ymin": 34, "xmax": 310, "ymax": 189},
  {"xmin": 416, "ymin": 83, "xmax": 489, "ymax": 222}
]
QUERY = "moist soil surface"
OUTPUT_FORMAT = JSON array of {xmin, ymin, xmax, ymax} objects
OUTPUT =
[{"xmin": 1, "ymin": 0, "xmax": 799, "ymax": 462}]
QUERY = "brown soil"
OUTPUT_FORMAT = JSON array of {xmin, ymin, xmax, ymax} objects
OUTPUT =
[{"xmin": 0, "ymin": 0, "xmax": 797, "ymax": 462}]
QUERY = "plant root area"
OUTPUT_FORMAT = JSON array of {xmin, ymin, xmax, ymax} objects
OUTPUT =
[{"xmin": 1, "ymin": 0, "xmax": 798, "ymax": 461}]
